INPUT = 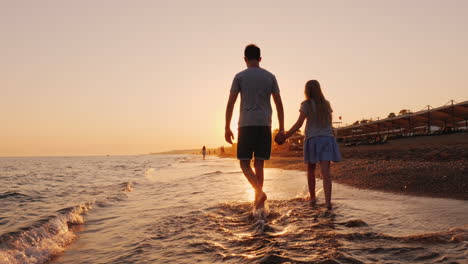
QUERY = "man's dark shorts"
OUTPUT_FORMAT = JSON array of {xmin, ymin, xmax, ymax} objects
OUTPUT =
[{"xmin": 237, "ymin": 126, "xmax": 272, "ymax": 160}]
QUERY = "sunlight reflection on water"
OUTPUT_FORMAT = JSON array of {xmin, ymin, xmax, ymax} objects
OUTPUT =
[{"xmin": 1, "ymin": 155, "xmax": 466, "ymax": 264}]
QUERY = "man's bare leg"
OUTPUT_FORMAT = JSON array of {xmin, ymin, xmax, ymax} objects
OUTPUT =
[
  {"xmin": 307, "ymin": 163, "xmax": 317, "ymax": 205},
  {"xmin": 320, "ymin": 161, "xmax": 332, "ymax": 209},
  {"xmin": 254, "ymin": 159, "xmax": 265, "ymax": 188},
  {"xmin": 240, "ymin": 160, "xmax": 266, "ymax": 209}
]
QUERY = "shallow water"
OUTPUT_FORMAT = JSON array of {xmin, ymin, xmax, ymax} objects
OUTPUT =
[{"xmin": 0, "ymin": 155, "xmax": 467, "ymax": 263}]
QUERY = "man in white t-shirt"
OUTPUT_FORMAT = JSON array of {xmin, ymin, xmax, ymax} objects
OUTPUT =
[{"xmin": 225, "ymin": 44, "xmax": 285, "ymax": 209}]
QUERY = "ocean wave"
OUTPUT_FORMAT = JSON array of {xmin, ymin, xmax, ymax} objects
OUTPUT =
[
  {"xmin": 143, "ymin": 166, "xmax": 176, "ymax": 179},
  {"xmin": 200, "ymin": 171, "xmax": 223, "ymax": 176},
  {"xmin": 177, "ymin": 171, "xmax": 242, "ymax": 183},
  {"xmin": 334, "ymin": 225, "xmax": 468, "ymax": 244},
  {"xmin": 399, "ymin": 226, "xmax": 468, "ymax": 243},
  {"xmin": 199, "ymin": 171, "xmax": 242, "ymax": 177},
  {"xmin": 0, "ymin": 192, "xmax": 28, "ymax": 200},
  {"xmin": 141, "ymin": 198, "xmax": 467, "ymax": 264},
  {"xmin": 1, "ymin": 166, "xmax": 17, "ymax": 171},
  {"xmin": 144, "ymin": 168, "xmax": 155, "ymax": 178},
  {"xmin": 144, "ymin": 199, "xmax": 343, "ymax": 263},
  {"xmin": 120, "ymin": 181, "xmax": 134, "ymax": 193},
  {"xmin": 0, "ymin": 202, "xmax": 93, "ymax": 264},
  {"xmin": 99, "ymin": 181, "xmax": 137, "ymax": 204}
]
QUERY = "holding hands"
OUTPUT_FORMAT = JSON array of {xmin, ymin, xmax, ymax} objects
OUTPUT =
[
  {"xmin": 275, "ymin": 112, "xmax": 307, "ymax": 146},
  {"xmin": 275, "ymin": 131, "xmax": 287, "ymax": 145}
]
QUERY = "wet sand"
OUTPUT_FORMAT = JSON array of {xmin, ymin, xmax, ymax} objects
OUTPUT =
[{"xmin": 220, "ymin": 133, "xmax": 468, "ymax": 200}]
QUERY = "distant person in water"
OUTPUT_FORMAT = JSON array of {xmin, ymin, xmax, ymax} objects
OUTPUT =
[
  {"xmin": 276, "ymin": 80, "xmax": 341, "ymax": 209},
  {"xmin": 202, "ymin": 146, "xmax": 206, "ymax": 160},
  {"xmin": 225, "ymin": 44, "xmax": 285, "ymax": 210}
]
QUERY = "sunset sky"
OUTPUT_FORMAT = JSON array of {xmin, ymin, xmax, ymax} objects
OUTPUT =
[{"xmin": 1, "ymin": 0, "xmax": 467, "ymax": 156}]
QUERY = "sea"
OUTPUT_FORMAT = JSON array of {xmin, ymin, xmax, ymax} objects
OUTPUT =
[{"xmin": 0, "ymin": 155, "xmax": 467, "ymax": 264}]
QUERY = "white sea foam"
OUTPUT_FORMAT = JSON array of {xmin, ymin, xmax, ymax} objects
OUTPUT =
[
  {"xmin": 0, "ymin": 203, "xmax": 92, "ymax": 264},
  {"xmin": 121, "ymin": 181, "xmax": 134, "ymax": 192},
  {"xmin": 144, "ymin": 168, "xmax": 155, "ymax": 180}
]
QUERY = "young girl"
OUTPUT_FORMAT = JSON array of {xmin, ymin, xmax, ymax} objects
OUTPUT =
[{"xmin": 279, "ymin": 80, "xmax": 341, "ymax": 209}]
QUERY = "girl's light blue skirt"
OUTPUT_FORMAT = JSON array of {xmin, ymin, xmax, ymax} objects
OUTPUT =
[{"xmin": 304, "ymin": 136, "xmax": 342, "ymax": 164}]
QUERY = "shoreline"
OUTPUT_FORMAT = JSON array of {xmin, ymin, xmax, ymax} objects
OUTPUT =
[{"xmin": 218, "ymin": 133, "xmax": 468, "ymax": 200}]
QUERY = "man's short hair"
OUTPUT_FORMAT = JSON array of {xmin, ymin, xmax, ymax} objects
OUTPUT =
[{"xmin": 244, "ymin": 44, "xmax": 261, "ymax": 61}]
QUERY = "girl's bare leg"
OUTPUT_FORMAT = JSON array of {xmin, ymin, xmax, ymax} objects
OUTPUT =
[
  {"xmin": 320, "ymin": 161, "xmax": 332, "ymax": 209},
  {"xmin": 307, "ymin": 163, "xmax": 317, "ymax": 205}
]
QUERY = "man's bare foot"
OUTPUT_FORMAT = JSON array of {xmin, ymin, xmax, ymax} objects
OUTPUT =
[
  {"xmin": 326, "ymin": 203, "xmax": 332, "ymax": 210},
  {"xmin": 309, "ymin": 198, "xmax": 317, "ymax": 206},
  {"xmin": 255, "ymin": 191, "xmax": 267, "ymax": 209}
]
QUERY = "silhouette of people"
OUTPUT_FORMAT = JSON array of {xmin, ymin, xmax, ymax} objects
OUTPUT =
[
  {"xmin": 277, "ymin": 80, "xmax": 342, "ymax": 209},
  {"xmin": 202, "ymin": 145, "xmax": 206, "ymax": 160},
  {"xmin": 224, "ymin": 44, "xmax": 285, "ymax": 210}
]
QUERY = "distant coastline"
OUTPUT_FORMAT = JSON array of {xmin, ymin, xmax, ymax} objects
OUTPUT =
[
  {"xmin": 151, "ymin": 149, "xmax": 199, "ymax": 155},
  {"xmin": 150, "ymin": 147, "xmax": 219, "ymax": 155}
]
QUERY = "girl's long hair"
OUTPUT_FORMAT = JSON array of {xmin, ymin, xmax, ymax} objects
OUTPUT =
[{"xmin": 304, "ymin": 80, "xmax": 332, "ymax": 128}]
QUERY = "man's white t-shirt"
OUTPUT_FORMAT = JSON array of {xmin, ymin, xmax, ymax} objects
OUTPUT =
[{"xmin": 230, "ymin": 67, "xmax": 280, "ymax": 128}]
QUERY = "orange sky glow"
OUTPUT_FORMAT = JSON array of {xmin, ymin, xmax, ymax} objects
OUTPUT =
[{"xmin": 1, "ymin": 0, "xmax": 467, "ymax": 156}]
